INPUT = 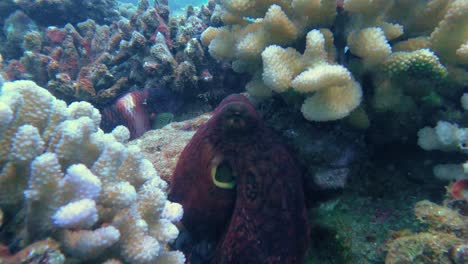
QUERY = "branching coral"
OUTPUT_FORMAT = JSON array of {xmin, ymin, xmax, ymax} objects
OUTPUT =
[
  {"xmin": 201, "ymin": 0, "xmax": 466, "ymax": 125},
  {"xmin": 261, "ymin": 28, "xmax": 362, "ymax": 121},
  {"xmin": 1, "ymin": 2, "xmax": 174, "ymax": 105},
  {"xmin": 0, "ymin": 80, "xmax": 184, "ymax": 263},
  {"xmin": 417, "ymin": 92, "xmax": 467, "ymax": 182},
  {"xmin": 417, "ymin": 119, "xmax": 468, "ymax": 181},
  {"xmin": 429, "ymin": 0, "xmax": 468, "ymax": 66},
  {"xmin": 201, "ymin": 0, "xmax": 355, "ymax": 121}
]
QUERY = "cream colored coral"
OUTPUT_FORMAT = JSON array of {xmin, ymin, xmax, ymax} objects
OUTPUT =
[
  {"xmin": 291, "ymin": 0, "xmax": 321, "ymax": 22},
  {"xmin": 200, "ymin": 27, "xmax": 223, "ymax": 47},
  {"xmin": 222, "ymin": 0, "xmax": 257, "ymax": 16},
  {"xmin": 154, "ymin": 251, "xmax": 186, "ymax": 264},
  {"xmin": 207, "ymin": 26, "xmax": 239, "ymax": 61},
  {"xmin": 399, "ymin": 0, "xmax": 451, "ymax": 35},
  {"xmin": 303, "ymin": 29, "xmax": 328, "ymax": 66},
  {"xmin": 204, "ymin": 1, "xmax": 308, "ymax": 64},
  {"xmin": 236, "ymin": 30, "xmax": 269, "ymax": 61},
  {"xmin": 287, "ymin": 0, "xmax": 337, "ymax": 26},
  {"xmin": 344, "ymin": 0, "xmax": 382, "ymax": 16},
  {"xmin": 393, "ymin": 37, "xmax": 430, "ymax": 52},
  {"xmin": 430, "ymin": 0, "xmax": 468, "ymax": 65},
  {"xmin": 301, "ymin": 80, "xmax": 362, "ymax": 121},
  {"xmin": 261, "ymin": 45, "xmax": 303, "ymax": 92},
  {"xmin": 347, "ymin": 27, "xmax": 392, "ymax": 67},
  {"xmin": 379, "ymin": 22, "xmax": 404, "ymax": 40},
  {"xmin": 456, "ymin": 41, "xmax": 468, "ymax": 64},
  {"xmin": 203, "ymin": 2, "xmax": 360, "ymax": 122},
  {"xmin": 236, "ymin": 5, "xmax": 298, "ymax": 61},
  {"xmin": 291, "ymin": 65, "xmax": 352, "ymax": 93},
  {"xmin": 262, "ymin": 29, "xmax": 362, "ymax": 121},
  {"xmin": 263, "ymin": 4, "xmax": 298, "ymax": 44}
]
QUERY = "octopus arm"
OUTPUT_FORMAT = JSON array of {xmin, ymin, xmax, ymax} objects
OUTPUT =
[{"xmin": 214, "ymin": 143, "xmax": 309, "ymax": 264}]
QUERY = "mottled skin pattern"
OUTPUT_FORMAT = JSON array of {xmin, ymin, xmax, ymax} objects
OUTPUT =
[{"xmin": 169, "ymin": 94, "xmax": 308, "ymax": 263}]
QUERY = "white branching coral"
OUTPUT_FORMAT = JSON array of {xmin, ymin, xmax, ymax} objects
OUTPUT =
[
  {"xmin": 417, "ymin": 118, "xmax": 468, "ymax": 181},
  {"xmin": 0, "ymin": 80, "xmax": 184, "ymax": 264}
]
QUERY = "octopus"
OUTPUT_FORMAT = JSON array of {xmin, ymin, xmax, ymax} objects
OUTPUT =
[{"xmin": 169, "ymin": 94, "xmax": 309, "ymax": 264}]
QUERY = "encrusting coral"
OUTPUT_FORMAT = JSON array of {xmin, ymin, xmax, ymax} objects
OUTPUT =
[
  {"xmin": 0, "ymin": 80, "xmax": 184, "ymax": 264},
  {"xmin": 385, "ymin": 200, "xmax": 467, "ymax": 264}
]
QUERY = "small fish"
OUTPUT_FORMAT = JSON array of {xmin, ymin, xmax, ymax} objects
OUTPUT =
[
  {"xmin": 152, "ymin": 112, "xmax": 174, "ymax": 129},
  {"xmin": 101, "ymin": 90, "xmax": 151, "ymax": 139}
]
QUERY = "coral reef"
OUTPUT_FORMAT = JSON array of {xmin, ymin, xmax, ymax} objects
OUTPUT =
[
  {"xmin": 200, "ymin": 0, "xmax": 467, "ymax": 146},
  {"xmin": 0, "ymin": 0, "xmax": 467, "ymax": 263},
  {"xmin": 385, "ymin": 200, "xmax": 467, "ymax": 264},
  {"xmin": 201, "ymin": 1, "xmax": 358, "ymax": 121},
  {"xmin": 0, "ymin": 80, "xmax": 184, "ymax": 263},
  {"xmin": 343, "ymin": 0, "xmax": 467, "ymax": 145},
  {"xmin": 0, "ymin": 0, "xmax": 246, "ymax": 137},
  {"xmin": 169, "ymin": 94, "xmax": 308, "ymax": 263},
  {"xmin": 1, "ymin": 5, "xmax": 173, "ymax": 104}
]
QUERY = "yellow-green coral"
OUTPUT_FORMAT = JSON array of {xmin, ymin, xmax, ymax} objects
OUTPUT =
[
  {"xmin": 385, "ymin": 232, "xmax": 463, "ymax": 264},
  {"xmin": 0, "ymin": 80, "xmax": 185, "ymax": 264},
  {"xmin": 383, "ymin": 49, "xmax": 447, "ymax": 80},
  {"xmin": 385, "ymin": 200, "xmax": 467, "ymax": 264}
]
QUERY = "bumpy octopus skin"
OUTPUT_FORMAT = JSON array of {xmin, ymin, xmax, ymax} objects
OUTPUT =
[{"xmin": 169, "ymin": 94, "xmax": 309, "ymax": 263}]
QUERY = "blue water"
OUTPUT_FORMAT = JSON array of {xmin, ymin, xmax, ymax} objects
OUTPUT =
[{"xmin": 119, "ymin": 0, "xmax": 209, "ymax": 13}]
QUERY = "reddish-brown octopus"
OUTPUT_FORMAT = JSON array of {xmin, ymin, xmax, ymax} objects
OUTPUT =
[{"xmin": 169, "ymin": 94, "xmax": 309, "ymax": 264}]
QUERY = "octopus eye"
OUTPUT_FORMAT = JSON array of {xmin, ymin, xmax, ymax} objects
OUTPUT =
[{"xmin": 211, "ymin": 160, "xmax": 236, "ymax": 189}]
